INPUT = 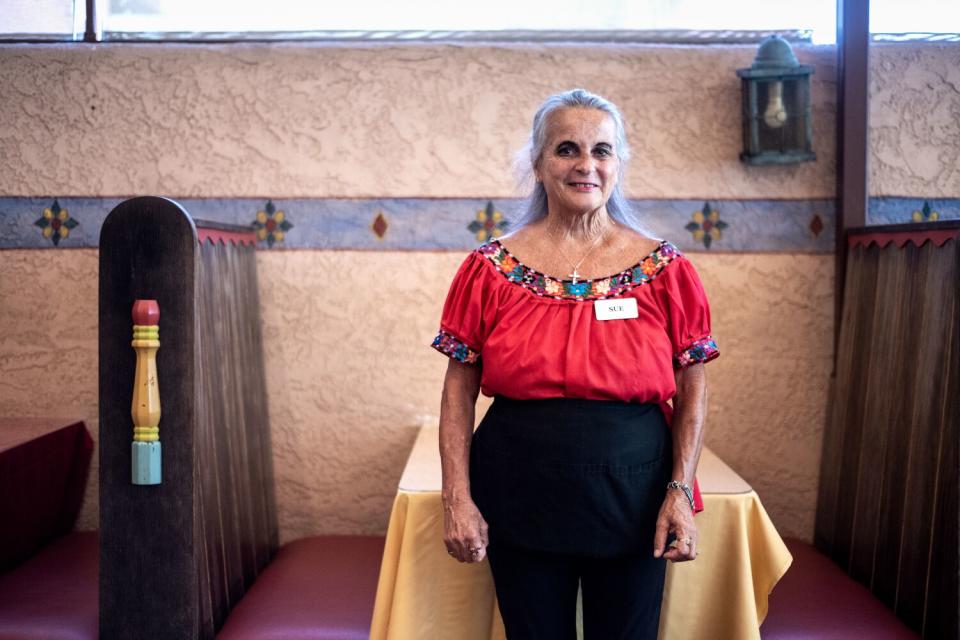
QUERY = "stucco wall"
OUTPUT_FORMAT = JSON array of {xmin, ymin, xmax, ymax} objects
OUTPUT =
[
  {"xmin": 0, "ymin": 248, "xmax": 101, "ymax": 529},
  {"xmin": 0, "ymin": 40, "xmax": 856, "ymax": 543},
  {"xmin": 0, "ymin": 43, "xmax": 836, "ymax": 199},
  {"xmin": 870, "ymin": 43, "xmax": 960, "ymax": 198}
]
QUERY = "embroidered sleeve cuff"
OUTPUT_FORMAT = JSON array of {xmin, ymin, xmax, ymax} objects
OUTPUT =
[
  {"xmin": 432, "ymin": 330, "xmax": 481, "ymax": 365},
  {"xmin": 674, "ymin": 336, "xmax": 720, "ymax": 369}
]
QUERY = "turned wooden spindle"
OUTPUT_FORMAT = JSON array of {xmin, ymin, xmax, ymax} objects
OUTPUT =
[{"xmin": 131, "ymin": 299, "xmax": 161, "ymax": 485}]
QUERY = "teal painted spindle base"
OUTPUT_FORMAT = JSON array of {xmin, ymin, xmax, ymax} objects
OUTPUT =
[{"xmin": 132, "ymin": 441, "xmax": 162, "ymax": 485}]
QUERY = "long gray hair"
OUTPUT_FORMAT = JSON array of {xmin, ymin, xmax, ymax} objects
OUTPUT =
[{"xmin": 511, "ymin": 88, "xmax": 643, "ymax": 231}]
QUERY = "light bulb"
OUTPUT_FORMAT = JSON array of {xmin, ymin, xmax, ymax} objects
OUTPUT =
[{"xmin": 763, "ymin": 81, "xmax": 788, "ymax": 129}]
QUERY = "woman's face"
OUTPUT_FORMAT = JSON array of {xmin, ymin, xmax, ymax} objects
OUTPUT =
[{"xmin": 535, "ymin": 107, "xmax": 620, "ymax": 219}]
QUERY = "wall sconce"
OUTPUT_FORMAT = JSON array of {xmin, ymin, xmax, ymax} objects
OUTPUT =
[{"xmin": 737, "ymin": 35, "xmax": 815, "ymax": 165}]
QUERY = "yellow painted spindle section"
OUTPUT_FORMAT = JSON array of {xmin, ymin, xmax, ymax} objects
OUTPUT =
[{"xmin": 131, "ymin": 299, "xmax": 161, "ymax": 485}]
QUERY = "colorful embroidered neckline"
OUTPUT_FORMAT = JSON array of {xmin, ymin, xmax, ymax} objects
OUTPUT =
[{"xmin": 477, "ymin": 239, "xmax": 681, "ymax": 301}]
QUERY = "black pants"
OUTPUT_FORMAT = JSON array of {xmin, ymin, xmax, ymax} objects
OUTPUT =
[
  {"xmin": 487, "ymin": 542, "xmax": 666, "ymax": 640},
  {"xmin": 470, "ymin": 397, "xmax": 672, "ymax": 639}
]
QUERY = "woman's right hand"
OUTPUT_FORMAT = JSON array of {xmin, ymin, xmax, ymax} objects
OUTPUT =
[
  {"xmin": 443, "ymin": 496, "xmax": 489, "ymax": 563},
  {"xmin": 438, "ymin": 360, "xmax": 487, "ymax": 563}
]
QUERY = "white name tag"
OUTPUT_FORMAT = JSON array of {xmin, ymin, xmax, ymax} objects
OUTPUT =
[{"xmin": 594, "ymin": 297, "xmax": 638, "ymax": 321}]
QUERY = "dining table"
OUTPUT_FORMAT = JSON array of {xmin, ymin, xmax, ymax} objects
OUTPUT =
[
  {"xmin": 0, "ymin": 418, "xmax": 93, "ymax": 572},
  {"xmin": 371, "ymin": 423, "xmax": 793, "ymax": 640}
]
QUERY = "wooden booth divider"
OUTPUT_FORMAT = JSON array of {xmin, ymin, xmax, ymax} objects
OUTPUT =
[
  {"xmin": 815, "ymin": 223, "xmax": 959, "ymax": 638},
  {"xmin": 99, "ymin": 197, "xmax": 278, "ymax": 639}
]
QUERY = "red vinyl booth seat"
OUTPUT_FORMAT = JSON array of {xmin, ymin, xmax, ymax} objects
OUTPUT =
[
  {"xmin": 0, "ymin": 531, "xmax": 98, "ymax": 640},
  {"xmin": 762, "ymin": 538, "xmax": 918, "ymax": 639},
  {"xmin": 217, "ymin": 535, "xmax": 385, "ymax": 640}
]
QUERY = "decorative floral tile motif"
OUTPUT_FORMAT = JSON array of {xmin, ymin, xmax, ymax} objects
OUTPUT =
[
  {"xmin": 432, "ymin": 330, "xmax": 480, "ymax": 364},
  {"xmin": 253, "ymin": 200, "xmax": 293, "ymax": 247},
  {"xmin": 912, "ymin": 201, "xmax": 939, "ymax": 222},
  {"xmin": 467, "ymin": 201, "xmax": 508, "ymax": 242},
  {"xmin": 868, "ymin": 197, "xmax": 959, "ymax": 226},
  {"xmin": 674, "ymin": 336, "xmax": 720, "ymax": 368},
  {"xmin": 479, "ymin": 239, "xmax": 681, "ymax": 302},
  {"xmin": 33, "ymin": 199, "xmax": 78, "ymax": 246},
  {"xmin": 685, "ymin": 202, "xmax": 728, "ymax": 249}
]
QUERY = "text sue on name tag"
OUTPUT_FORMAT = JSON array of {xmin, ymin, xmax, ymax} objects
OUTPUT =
[{"xmin": 594, "ymin": 297, "xmax": 638, "ymax": 321}]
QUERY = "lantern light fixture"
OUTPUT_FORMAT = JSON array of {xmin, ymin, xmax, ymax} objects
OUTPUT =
[{"xmin": 737, "ymin": 35, "xmax": 816, "ymax": 165}]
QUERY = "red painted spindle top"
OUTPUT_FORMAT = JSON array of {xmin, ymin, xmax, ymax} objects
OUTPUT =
[{"xmin": 132, "ymin": 299, "xmax": 160, "ymax": 326}]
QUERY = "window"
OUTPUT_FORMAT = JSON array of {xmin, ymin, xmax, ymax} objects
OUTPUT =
[
  {"xmin": 98, "ymin": 0, "xmax": 834, "ymax": 40},
  {"xmin": 871, "ymin": 0, "xmax": 960, "ymax": 39},
  {"xmin": 2, "ymin": 0, "xmax": 958, "ymax": 44},
  {"xmin": 1, "ymin": 0, "xmax": 84, "ymax": 39}
]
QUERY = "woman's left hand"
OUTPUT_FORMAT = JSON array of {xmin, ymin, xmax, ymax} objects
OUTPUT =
[{"xmin": 653, "ymin": 490, "xmax": 698, "ymax": 562}]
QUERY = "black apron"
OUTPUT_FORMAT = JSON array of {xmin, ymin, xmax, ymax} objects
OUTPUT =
[{"xmin": 470, "ymin": 396, "xmax": 673, "ymax": 558}]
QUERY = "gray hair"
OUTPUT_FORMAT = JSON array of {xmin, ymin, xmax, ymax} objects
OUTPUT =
[{"xmin": 511, "ymin": 88, "xmax": 643, "ymax": 231}]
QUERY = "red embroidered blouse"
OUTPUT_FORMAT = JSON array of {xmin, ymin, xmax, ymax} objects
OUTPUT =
[
  {"xmin": 433, "ymin": 239, "xmax": 718, "ymax": 396},
  {"xmin": 432, "ymin": 239, "xmax": 720, "ymax": 511}
]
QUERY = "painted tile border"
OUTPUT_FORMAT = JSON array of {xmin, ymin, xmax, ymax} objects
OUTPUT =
[
  {"xmin": 0, "ymin": 196, "xmax": 840, "ymax": 253},
  {"xmin": 867, "ymin": 197, "xmax": 960, "ymax": 226},
  {"xmin": 4, "ymin": 196, "xmax": 956, "ymax": 252}
]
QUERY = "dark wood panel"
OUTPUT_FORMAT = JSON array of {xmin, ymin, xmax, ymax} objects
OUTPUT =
[
  {"xmin": 241, "ymin": 241, "xmax": 279, "ymax": 565},
  {"xmin": 816, "ymin": 245, "xmax": 879, "ymax": 553},
  {"xmin": 814, "ymin": 377, "xmax": 842, "ymax": 551},
  {"xmin": 816, "ymin": 237, "xmax": 959, "ymax": 638},
  {"xmin": 834, "ymin": 0, "xmax": 871, "ymax": 366},
  {"xmin": 848, "ymin": 246, "xmax": 913, "ymax": 585},
  {"xmin": 923, "ymin": 382, "xmax": 958, "ymax": 638},
  {"xmin": 883, "ymin": 244, "xmax": 956, "ymax": 625},
  {"xmin": 195, "ymin": 237, "xmax": 278, "ymax": 634},
  {"xmin": 235, "ymin": 242, "xmax": 278, "ymax": 568},
  {"xmin": 820, "ymin": 245, "xmax": 881, "ymax": 568},
  {"xmin": 99, "ymin": 197, "xmax": 200, "ymax": 639},
  {"xmin": 872, "ymin": 245, "xmax": 931, "ymax": 608},
  {"xmin": 921, "ymin": 243, "xmax": 958, "ymax": 638}
]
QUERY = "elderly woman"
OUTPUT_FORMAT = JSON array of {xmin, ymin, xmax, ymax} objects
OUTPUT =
[{"xmin": 432, "ymin": 88, "xmax": 718, "ymax": 639}]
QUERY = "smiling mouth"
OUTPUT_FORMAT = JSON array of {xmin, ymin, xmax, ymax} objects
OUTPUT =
[{"xmin": 568, "ymin": 182, "xmax": 599, "ymax": 190}]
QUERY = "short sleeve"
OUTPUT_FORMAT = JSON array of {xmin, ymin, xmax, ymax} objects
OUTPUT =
[
  {"xmin": 431, "ymin": 250, "xmax": 498, "ymax": 365},
  {"xmin": 661, "ymin": 257, "xmax": 720, "ymax": 369}
]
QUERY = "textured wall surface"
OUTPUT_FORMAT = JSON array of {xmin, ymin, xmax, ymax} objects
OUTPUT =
[
  {"xmin": 0, "ymin": 249, "xmax": 101, "ymax": 532},
  {"xmin": 0, "ymin": 43, "xmax": 836, "ymax": 199},
  {"xmin": 870, "ymin": 43, "xmax": 960, "ymax": 198},
  {"xmin": 0, "ymin": 41, "xmax": 848, "ymax": 543},
  {"xmin": 696, "ymin": 253, "xmax": 834, "ymax": 540}
]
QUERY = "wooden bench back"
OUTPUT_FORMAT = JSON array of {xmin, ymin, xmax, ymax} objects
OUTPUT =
[
  {"xmin": 816, "ymin": 224, "xmax": 959, "ymax": 638},
  {"xmin": 99, "ymin": 197, "xmax": 278, "ymax": 639}
]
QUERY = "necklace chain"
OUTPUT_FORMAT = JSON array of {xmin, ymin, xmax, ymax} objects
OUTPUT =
[{"xmin": 547, "ymin": 225, "xmax": 610, "ymax": 284}]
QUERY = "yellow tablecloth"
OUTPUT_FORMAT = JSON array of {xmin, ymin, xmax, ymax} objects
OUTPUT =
[{"xmin": 371, "ymin": 426, "xmax": 792, "ymax": 640}]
